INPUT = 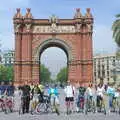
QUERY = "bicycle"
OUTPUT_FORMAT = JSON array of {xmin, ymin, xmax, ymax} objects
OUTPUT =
[
  {"xmin": 111, "ymin": 96, "xmax": 120, "ymax": 114},
  {"xmin": 85, "ymin": 95, "xmax": 96, "ymax": 115},
  {"xmin": 97, "ymin": 95, "xmax": 106, "ymax": 115},
  {"xmin": 32, "ymin": 95, "xmax": 51, "ymax": 115},
  {"xmin": 76, "ymin": 95, "xmax": 85, "ymax": 113},
  {"xmin": 0, "ymin": 96, "xmax": 14, "ymax": 114},
  {"xmin": 30, "ymin": 94, "xmax": 39, "ymax": 114},
  {"xmin": 0, "ymin": 97, "xmax": 7, "ymax": 113}
]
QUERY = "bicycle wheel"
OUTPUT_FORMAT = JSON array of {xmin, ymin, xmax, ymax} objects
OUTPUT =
[
  {"xmin": 66, "ymin": 101, "xmax": 70, "ymax": 115},
  {"xmin": 35, "ymin": 103, "xmax": 46, "ymax": 114},
  {"xmin": 19, "ymin": 98, "xmax": 24, "ymax": 115},
  {"xmin": 102, "ymin": 101, "xmax": 106, "ymax": 115},
  {"xmin": 92, "ymin": 100, "xmax": 96, "ymax": 113},
  {"xmin": 54, "ymin": 104, "xmax": 60, "ymax": 115},
  {"xmin": 85, "ymin": 99, "xmax": 88, "ymax": 115},
  {"xmin": 119, "ymin": 107, "xmax": 120, "ymax": 115},
  {"xmin": 7, "ymin": 100, "xmax": 14, "ymax": 113},
  {"xmin": 117, "ymin": 99, "xmax": 120, "ymax": 115}
]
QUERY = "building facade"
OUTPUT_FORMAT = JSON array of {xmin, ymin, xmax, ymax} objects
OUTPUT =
[
  {"xmin": 93, "ymin": 54, "xmax": 120, "ymax": 86},
  {"xmin": 0, "ymin": 50, "xmax": 15, "ymax": 66}
]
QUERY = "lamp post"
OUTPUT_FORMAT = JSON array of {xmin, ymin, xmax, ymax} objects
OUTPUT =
[{"xmin": 112, "ymin": 60, "xmax": 117, "ymax": 85}]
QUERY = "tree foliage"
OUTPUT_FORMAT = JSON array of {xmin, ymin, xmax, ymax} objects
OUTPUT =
[
  {"xmin": 0, "ymin": 65, "xmax": 14, "ymax": 82},
  {"xmin": 112, "ymin": 14, "xmax": 120, "ymax": 47},
  {"xmin": 56, "ymin": 67, "xmax": 68, "ymax": 84},
  {"xmin": 40, "ymin": 64, "xmax": 51, "ymax": 84}
]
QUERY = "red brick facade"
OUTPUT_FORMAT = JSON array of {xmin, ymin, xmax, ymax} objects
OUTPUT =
[{"xmin": 13, "ymin": 8, "xmax": 93, "ymax": 87}]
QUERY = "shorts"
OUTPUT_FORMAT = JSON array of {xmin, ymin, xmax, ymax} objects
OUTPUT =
[{"xmin": 65, "ymin": 97, "xmax": 74, "ymax": 102}]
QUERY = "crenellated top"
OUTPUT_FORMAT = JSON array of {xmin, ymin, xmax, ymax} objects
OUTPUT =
[
  {"xmin": 13, "ymin": 8, "xmax": 93, "ymax": 33},
  {"xmin": 13, "ymin": 8, "xmax": 23, "ymax": 19},
  {"xmin": 24, "ymin": 8, "xmax": 33, "ymax": 19},
  {"xmin": 74, "ymin": 8, "xmax": 83, "ymax": 19},
  {"xmin": 73, "ymin": 8, "xmax": 93, "ymax": 25},
  {"xmin": 85, "ymin": 8, "xmax": 92, "ymax": 18}
]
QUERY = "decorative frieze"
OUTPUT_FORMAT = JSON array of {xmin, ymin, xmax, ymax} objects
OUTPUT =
[{"xmin": 33, "ymin": 25, "xmax": 75, "ymax": 33}]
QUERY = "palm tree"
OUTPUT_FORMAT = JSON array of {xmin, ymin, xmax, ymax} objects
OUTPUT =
[{"xmin": 112, "ymin": 14, "xmax": 120, "ymax": 47}]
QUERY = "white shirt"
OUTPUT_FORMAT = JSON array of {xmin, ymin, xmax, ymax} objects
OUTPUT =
[
  {"xmin": 97, "ymin": 86, "xmax": 105, "ymax": 97},
  {"xmin": 86, "ymin": 87, "xmax": 93, "ymax": 96},
  {"xmin": 114, "ymin": 92, "xmax": 119, "ymax": 97},
  {"xmin": 64, "ymin": 85, "xmax": 75, "ymax": 97}
]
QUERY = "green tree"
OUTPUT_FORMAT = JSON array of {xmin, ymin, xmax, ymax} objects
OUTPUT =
[
  {"xmin": 112, "ymin": 14, "xmax": 120, "ymax": 47},
  {"xmin": 6, "ymin": 66, "xmax": 14, "ymax": 81},
  {"xmin": 56, "ymin": 67, "xmax": 68, "ymax": 85},
  {"xmin": 40, "ymin": 64, "xmax": 51, "ymax": 84},
  {"xmin": 0, "ymin": 65, "xmax": 14, "ymax": 82},
  {"xmin": 0, "ymin": 65, "xmax": 7, "ymax": 81}
]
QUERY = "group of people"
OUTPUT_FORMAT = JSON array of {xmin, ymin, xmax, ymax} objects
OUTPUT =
[
  {"xmin": 63, "ymin": 80, "xmax": 120, "ymax": 114},
  {"xmin": 0, "ymin": 79, "xmax": 120, "ymax": 115}
]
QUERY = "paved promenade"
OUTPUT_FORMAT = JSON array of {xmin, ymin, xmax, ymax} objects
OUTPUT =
[{"xmin": 0, "ymin": 111, "xmax": 120, "ymax": 120}]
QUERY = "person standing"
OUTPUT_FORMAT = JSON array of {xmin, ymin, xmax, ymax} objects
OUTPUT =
[
  {"xmin": 14, "ymin": 86, "xmax": 23, "ymax": 112},
  {"xmin": 22, "ymin": 81, "xmax": 31, "ymax": 114},
  {"xmin": 48, "ymin": 84, "xmax": 60, "ymax": 115},
  {"xmin": 64, "ymin": 81, "xmax": 75, "ymax": 114},
  {"xmin": 8, "ymin": 82, "xmax": 14, "ymax": 96},
  {"xmin": 106, "ymin": 83, "xmax": 115, "ymax": 113}
]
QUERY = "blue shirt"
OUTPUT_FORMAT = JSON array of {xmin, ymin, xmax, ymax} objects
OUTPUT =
[
  {"xmin": 48, "ymin": 88, "xmax": 58, "ymax": 96},
  {"xmin": 107, "ymin": 86, "xmax": 115, "ymax": 96}
]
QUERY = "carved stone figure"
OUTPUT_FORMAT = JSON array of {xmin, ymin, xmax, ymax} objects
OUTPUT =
[
  {"xmin": 25, "ymin": 24, "xmax": 31, "ymax": 32},
  {"xmin": 14, "ymin": 24, "xmax": 21, "ymax": 33}
]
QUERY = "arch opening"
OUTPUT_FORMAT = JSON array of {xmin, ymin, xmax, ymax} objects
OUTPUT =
[{"xmin": 39, "ymin": 46, "xmax": 68, "ymax": 85}]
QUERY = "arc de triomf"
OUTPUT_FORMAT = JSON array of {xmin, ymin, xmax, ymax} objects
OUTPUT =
[{"xmin": 13, "ymin": 8, "xmax": 93, "ymax": 86}]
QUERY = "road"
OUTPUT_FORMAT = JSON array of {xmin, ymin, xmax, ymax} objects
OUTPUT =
[{"xmin": 0, "ymin": 111, "xmax": 120, "ymax": 120}]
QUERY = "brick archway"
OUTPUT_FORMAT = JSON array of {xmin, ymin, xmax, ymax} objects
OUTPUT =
[
  {"xmin": 34, "ymin": 38, "xmax": 73, "ymax": 61},
  {"xmin": 13, "ymin": 8, "xmax": 93, "ymax": 87}
]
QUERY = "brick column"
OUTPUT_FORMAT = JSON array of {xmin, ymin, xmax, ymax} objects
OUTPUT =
[
  {"xmin": 68, "ymin": 60, "xmax": 78, "ymax": 86},
  {"xmin": 14, "ymin": 32, "xmax": 22, "ymax": 85},
  {"xmin": 32, "ymin": 61, "xmax": 39, "ymax": 85},
  {"xmin": 13, "ymin": 8, "xmax": 23, "ymax": 86},
  {"xmin": 21, "ymin": 31, "xmax": 32, "ymax": 85},
  {"xmin": 20, "ymin": 8, "xmax": 33, "ymax": 85}
]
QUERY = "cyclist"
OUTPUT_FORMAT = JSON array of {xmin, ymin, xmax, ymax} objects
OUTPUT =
[
  {"xmin": 48, "ymin": 85, "xmax": 60, "ymax": 115},
  {"xmin": 76, "ymin": 84, "xmax": 86, "ymax": 112},
  {"xmin": 85, "ymin": 83, "xmax": 96, "ymax": 113},
  {"xmin": 86, "ymin": 84, "xmax": 93, "ymax": 99},
  {"xmin": 96, "ymin": 83, "xmax": 105, "ymax": 112},
  {"xmin": 31, "ymin": 84, "xmax": 43, "ymax": 110},
  {"xmin": 106, "ymin": 83, "xmax": 115, "ymax": 112},
  {"xmin": 38, "ymin": 84, "xmax": 44, "ymax": 95},
  {"xmin": 64, "ymin": 81, "xmax": 75, "ymax": 114}
]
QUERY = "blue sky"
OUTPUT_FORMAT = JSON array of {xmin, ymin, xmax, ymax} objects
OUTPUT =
[
  {"xmin": 0, "ymin": 0, "xmax": 119, "ymax": 53},
  {"xmin": 0, "ymin": 0, "xmax": 120, "ymax": 77}
]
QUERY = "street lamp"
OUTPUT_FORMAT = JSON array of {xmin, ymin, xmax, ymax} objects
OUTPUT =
[{"xmin": 112, "ymin": 60, "xmax": 117, "ymax": 84}]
